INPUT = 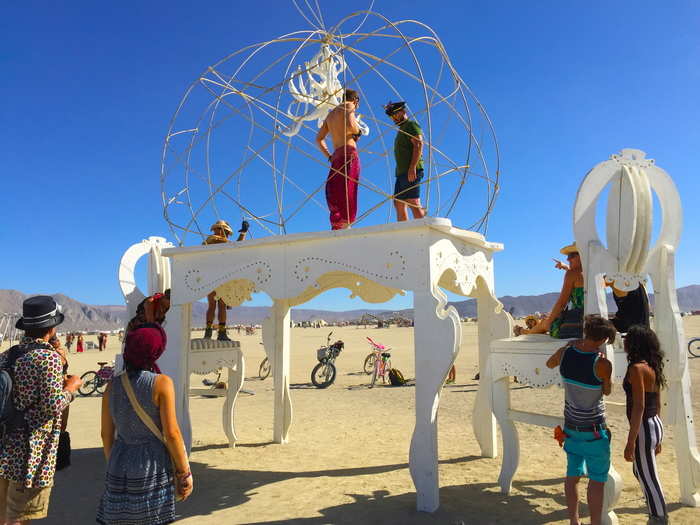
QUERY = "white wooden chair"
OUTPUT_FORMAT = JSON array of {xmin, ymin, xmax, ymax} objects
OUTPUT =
[
  {"xmin": 487, "ymin": 149, "xmax": 700, "ymax": 524},
  {"xmin": 118, "ymin": 236, "xmax": 244, "ymax": 447},
  {"xmin": 574, "ymin": 149, "xmax": 700, "ymax": 507}
]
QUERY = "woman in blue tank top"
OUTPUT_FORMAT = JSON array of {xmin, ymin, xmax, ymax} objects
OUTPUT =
[{"xmin": 97, "ymin": 320, "xmax": 193, "ymax": 524}]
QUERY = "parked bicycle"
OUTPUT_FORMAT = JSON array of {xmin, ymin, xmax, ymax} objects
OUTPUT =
[
  {"xmin": 78, "ymin": 361, "xmax": 114, "ymax": 396},
  {"xmin": 363, "ymin": 336, "xmax": 389, "ymax": 374},
  {"xmin": 311, "ymin": 332, "xmax": 344, "ymax": 388},
  {"xmin": 689, "ymin": 337, "xmax": 700, "ymax": 358},
  {"xmin": 366, "ymin": 337, "xmax": 392, "ymax": 388}
]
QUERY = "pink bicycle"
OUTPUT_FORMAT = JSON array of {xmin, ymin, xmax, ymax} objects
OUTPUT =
[{"xmin": 364, "ymin": 337, "xmax": 392, "ymax": 388}]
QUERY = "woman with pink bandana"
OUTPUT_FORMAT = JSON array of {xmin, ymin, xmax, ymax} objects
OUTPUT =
[{"xmin": 97, "ymin": 315, "xmax": 193, "ymax": 524}]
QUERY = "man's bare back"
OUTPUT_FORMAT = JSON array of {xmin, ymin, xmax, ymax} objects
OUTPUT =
[{"xmin": 316, "ymin": 101, "xmax": 361, "ymax": 156}]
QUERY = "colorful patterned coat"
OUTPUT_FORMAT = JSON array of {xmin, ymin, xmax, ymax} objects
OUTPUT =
[{"xmin": 0, "ymin": 338, "xmax": 72, "ymax": 487}]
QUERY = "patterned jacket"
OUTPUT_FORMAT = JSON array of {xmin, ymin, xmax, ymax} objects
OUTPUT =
[{"xmin": 0, "ymin": 338, "xmax": 72, "ymax": 487}]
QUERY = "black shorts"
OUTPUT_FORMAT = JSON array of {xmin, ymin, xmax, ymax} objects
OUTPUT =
[{"xmin": 394, "ymin": 169, "xmax": 424, "ymax": 200}]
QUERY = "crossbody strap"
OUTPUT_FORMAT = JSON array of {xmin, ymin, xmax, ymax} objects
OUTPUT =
[{"xmin": 120, "ymin": 373, "xmax": 165, "ymax": 444}]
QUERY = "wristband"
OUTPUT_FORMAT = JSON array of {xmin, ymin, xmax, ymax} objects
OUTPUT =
[{"xmin": 327, "ymin": 155, "xmax": 332, "ymax": 162}]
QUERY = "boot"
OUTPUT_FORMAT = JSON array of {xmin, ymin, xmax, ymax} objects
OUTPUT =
[
  {"xmin": 217, "ymin": 329, "xmax": 231, "ymax": 341},
  {"xmin": 204, "ymin": 325, "xmax": 213, "ymax": 339}
]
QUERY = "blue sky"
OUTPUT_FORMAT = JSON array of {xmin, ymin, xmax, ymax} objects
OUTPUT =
[{"xmin": 2, "ymin": 1, "xmax": 699, "ymax": 310}]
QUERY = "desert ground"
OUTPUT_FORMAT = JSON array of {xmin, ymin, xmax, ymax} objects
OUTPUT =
[{"xmin": 4, "ymin": 317, "xmax": 700, "ymax": 524}]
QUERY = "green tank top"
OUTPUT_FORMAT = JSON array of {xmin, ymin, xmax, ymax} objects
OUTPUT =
[{"xmin": 550, "ymin": 286, "xmax": 584, "ymax": 339}]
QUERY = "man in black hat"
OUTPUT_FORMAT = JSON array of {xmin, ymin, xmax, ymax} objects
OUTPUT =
[
  {"xmin": 0, "ymin": 296, "xmax": 82, "ymax": 522},
  {"xmin": 385, "ymin": 101, "xmax": 426, "ymax": 222}
]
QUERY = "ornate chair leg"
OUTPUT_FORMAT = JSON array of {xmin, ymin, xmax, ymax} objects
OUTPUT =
[
  {"xmin": 492, "ymin": 375, "xmax": 518, "ymax": 494},
  {"xmin": 409, "ymin": 288, "xmax": 460, "ymax": 512}
]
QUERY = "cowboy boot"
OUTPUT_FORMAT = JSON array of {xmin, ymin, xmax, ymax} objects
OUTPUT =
[
  {"xmin": 204, "ymin": 325, "xmax": 213, "ymax": 339},
  {"xmin": 217, "ymin": 328, "xmax": 231, "ymax": 341}
]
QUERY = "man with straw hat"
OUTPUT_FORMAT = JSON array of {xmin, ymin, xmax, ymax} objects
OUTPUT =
[
  {"xmin": 0, "ymin": 296, "xmax": 82, "ymax": 522},
  {"xmin": 203, "ymin": 219, "xmax": 249, "ymax": 340},
  {"xmin": 385, "ymin": 101, "xmax": 426, "ymax": 222}
]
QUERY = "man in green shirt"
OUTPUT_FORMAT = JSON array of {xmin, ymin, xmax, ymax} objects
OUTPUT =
[{"xmin": 385, "ymin": 101, "xmax": 426, "ymax": 221}]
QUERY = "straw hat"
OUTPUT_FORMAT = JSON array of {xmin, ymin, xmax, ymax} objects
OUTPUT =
[
  {"xmin": 560, "ymin": 242, "xmax": 578, "ymax": 255},
  {"xmin": 210, "ymin": 220, "xmax": 233, "ymax": 235}
]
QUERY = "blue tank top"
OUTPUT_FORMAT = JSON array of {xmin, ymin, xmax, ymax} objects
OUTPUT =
[{"xmin": 560, "ymin": 345, "xmax": 606, "ymax": 427}]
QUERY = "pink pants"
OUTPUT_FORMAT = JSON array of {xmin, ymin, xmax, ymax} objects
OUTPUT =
[{"xmin": 325, "ymin": 145, "xmax": 360, "ymax": 229}]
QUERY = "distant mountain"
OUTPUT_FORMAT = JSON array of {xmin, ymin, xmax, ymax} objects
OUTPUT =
[{"xmin": 2, "ymin": 285, "xmax": 699, "ymax": 331}]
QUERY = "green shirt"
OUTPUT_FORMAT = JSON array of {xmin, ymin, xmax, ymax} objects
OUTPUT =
[{"xmin": 394, "ymin": 119, "xmax": 424, "ymax": 175}]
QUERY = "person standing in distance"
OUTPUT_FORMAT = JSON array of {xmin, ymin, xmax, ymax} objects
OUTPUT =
[{"xmin": 385, "ymin": 101, "xmax": 426, "ymax": 221}]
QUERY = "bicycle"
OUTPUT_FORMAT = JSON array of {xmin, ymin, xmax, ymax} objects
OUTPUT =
[
  {"xmin": 688, "ymin": 337, "xmax": 700, "ymax": 358},
  {"xmin": 310, "ymin": 332, "xmax": 344, "ymax": 388},
  {"xmin": 363, "ymin": 336, "xmax": 389, "ymax": 375},
  {"xmin": 367, "ymin": 338, "xmax": 392, "ymax": 388},
  {"xmin": 78, "ymin": 361, "xmax": 114, "ymax": 396}
]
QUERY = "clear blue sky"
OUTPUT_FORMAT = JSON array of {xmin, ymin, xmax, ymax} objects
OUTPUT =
[{"xmin": 2, "ymin": 1, "xmax": 699, "ymax": 310}]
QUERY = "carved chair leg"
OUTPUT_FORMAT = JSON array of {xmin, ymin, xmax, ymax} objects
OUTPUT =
[
  {"xmin": 224, "ymin": 352, "xmax": 244, "ymax": 447},
  {"xmin": 601, "ymin": 464, "xmax": 622, "ymax": 525},
  {"xmin": 409, "ymin": 289, "xmax": 460, "ymax": 512},
  {"xmin": 671, "ymin": 376, "xmax": 700, "ymax": 506},
  {"xmin": 492, "ymin": 376, "xmax": 518, "ymax": 494},
  {"xmin": 264, "ymin": 300, "xmax": 292, "ymax": 444}
]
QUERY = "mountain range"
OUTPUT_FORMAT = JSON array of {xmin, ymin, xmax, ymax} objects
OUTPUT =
[{"xmin": 1, "ymin": 285, "xmax": 699, "ymax": 332}]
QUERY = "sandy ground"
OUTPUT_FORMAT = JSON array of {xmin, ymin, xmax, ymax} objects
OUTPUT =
[{"xmin": 4, "ymin": 318, "xmax": 700, "ymax": 524}]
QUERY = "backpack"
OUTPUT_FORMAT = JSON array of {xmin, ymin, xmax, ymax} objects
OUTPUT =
[
  {"xmin": 389, "ymin": 368, "xmax": 406, "ymax": 386},
  {"xmin": 0, "ymin": 346, "xmax": 28, "ymax": 439}
]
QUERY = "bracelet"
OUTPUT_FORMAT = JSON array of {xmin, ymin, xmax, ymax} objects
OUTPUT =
[
  {"xmin": 327, "ymin": 154, "xmax": 332, "ymax": 162},
  {"xmin": 176, "ymin": 470, "xmax": 192, "ymax": 481}
]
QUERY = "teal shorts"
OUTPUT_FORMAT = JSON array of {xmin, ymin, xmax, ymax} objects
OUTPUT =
[{"xmin": 563, "ymin": 427, "xmax": 611, "ymax": 483}]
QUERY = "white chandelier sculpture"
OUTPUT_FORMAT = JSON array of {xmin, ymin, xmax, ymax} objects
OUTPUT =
[{"xmin": 160, "ymin": 5, "xmax": 500, "ymax": 245}]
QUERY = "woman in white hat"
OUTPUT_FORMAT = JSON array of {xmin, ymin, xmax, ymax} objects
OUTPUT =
[{"xmin": 515, "ymin": 242, "xmax": 584, "ymax": 338}]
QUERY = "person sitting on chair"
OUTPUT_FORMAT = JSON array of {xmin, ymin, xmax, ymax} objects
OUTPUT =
[
  {"xmin": 203, "ymin": 219, "xmax": 249, "ymax": 340},
  {"xmin": 515, "ymin": 242, "xmax": 584, "ymax": 339}
]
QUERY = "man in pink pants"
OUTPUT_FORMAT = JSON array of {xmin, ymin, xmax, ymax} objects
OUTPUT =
[{"xmin": 315, "ymin": 89, "xmax": 362, "ymax": 229}]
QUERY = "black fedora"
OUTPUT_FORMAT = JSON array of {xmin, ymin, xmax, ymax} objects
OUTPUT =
[
  {"xmin": 15, "ymin": 296, "xmax": 65, "ymax": 330},
  {"xmin": 384, "ymin": 100, "xmax": 406, "ymax": 116}
]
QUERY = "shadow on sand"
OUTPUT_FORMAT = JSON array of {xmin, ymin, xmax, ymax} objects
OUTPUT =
[{"xmin": 48, "ymin": 448, "xmax": 576, "ymax": 524}]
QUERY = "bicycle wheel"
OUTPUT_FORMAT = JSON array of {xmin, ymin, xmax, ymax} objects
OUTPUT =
[
  {"xmin": 95, "ymin": 376, "xmax": 111, "ymax": 395},
  {"xmin": 383, "ymin": 359, "xmax": 392, "ymax": 383},
  {"xmin": 259, "ymin": 357, "xmax": 271, "ymax": 380},
  {"xmin": 369, "ymin": 362, "xmax": 379, "ymax": 388},
  {"xmin": 689, "ymin": 338, "xmax": 700, "ymax": 358},
  {"xmin": 311, "ymin": 362, "xmax": 336, "ymax": 388},
  {"xmin": 78, "ymin": 371, "xmax": 99, "ymax": 396},
  {"xmin": 363, "ymin": 353, "xmax": 376, "ymax": 374}
]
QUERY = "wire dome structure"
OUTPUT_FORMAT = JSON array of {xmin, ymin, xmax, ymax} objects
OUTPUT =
[{"xmin": 161, "ymin": 5, "xmax": 500, "ymax": 246}]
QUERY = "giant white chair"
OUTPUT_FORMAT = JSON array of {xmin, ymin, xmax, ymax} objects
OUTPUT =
[
  {"xmin": 118, "ymin": 236, "xmax": 244, "ymax": 447},
  {"xmin": 487, "ymin": 149, "xmax": 700, "ymax": 524}
]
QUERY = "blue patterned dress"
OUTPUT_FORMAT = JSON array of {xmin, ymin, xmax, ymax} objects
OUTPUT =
[{"xmin": 97, "ymin": 371, "xmax": 175, "ymax": 525}]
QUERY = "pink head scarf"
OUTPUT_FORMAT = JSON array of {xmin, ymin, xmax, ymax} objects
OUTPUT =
[{"xmin": 123, "ymin": 324, "xmax": 167, "ymax": 373}]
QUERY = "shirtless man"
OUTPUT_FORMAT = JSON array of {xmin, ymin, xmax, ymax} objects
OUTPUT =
[{"xmin": 315, "ymin": 89, "xmax": 362, "ymax": 230}]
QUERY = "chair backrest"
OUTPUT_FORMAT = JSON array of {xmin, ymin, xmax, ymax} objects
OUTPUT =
[
  {"xmin": 573, "ymin": 149, "xmax": 682, "ymax": 313},
  {"xmin": 118, "ymin": 236, "xmax": 174, "ymax": 319}
]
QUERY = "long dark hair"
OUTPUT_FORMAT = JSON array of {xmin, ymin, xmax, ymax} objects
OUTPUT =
[{"xmin": 624, "ymin": 325, "xmax": 666, "ymax": 389}]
